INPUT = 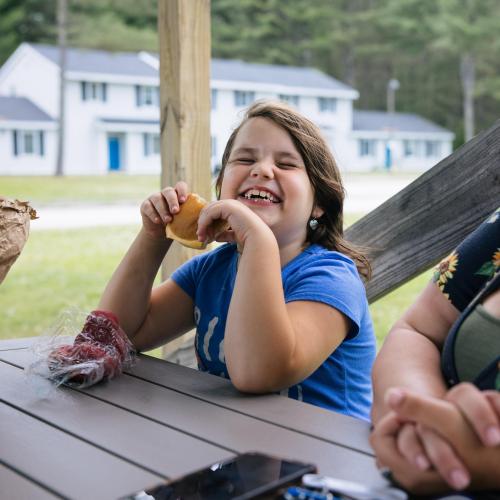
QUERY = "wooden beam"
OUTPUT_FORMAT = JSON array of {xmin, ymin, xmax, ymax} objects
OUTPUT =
[
  {"xmin": 346, "ymin": 119, "xmax": 500, "ymax": 303},
  {"xmin": 157, "ymin": 0, "xmax": 211, "ymax": 356}
]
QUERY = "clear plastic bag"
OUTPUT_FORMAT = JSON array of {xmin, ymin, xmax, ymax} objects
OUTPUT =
[{"xmin": 27, "ymin": 308, "xmax": 136, "ymax": 389}]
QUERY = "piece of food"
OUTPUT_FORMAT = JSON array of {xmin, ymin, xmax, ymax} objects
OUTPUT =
[{"xmin": 166, "ymin": 193, "xmax": 228, "ymax": 249}]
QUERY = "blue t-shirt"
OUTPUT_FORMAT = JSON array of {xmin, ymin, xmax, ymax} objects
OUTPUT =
[{"xmin": 172, "ymin": 243, "xmax": 376, "ymax": 420}]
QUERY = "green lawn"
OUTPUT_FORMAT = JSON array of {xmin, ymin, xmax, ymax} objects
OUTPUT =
[
  {"xmin": 0, "ymin": 173, "xmax": 429, "ymax": 356},
  {"xmin": 1, "ymin": 174, "xmax": 161, "ymax": 205},
  {"xmin": 0, "ymin": 223, "xmax": 430, "ymax": 352}
]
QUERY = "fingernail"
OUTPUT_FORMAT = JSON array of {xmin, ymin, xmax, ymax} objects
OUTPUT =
[
  {"xmin": 179, "ymin": 196, "xmax": 186, "ymax": 202},
  {"xmin": 386, "ymin": 388, "xmax": 405, "ymax": 408},
  {"xmin": 450, "ymin": 469, "xmax": 469, "ymax": 490},
  {"xmin": 485, "ymin": 425, "xmax": 500, "ymax": 446},
  {"xmin": 172, "ymin": 206, "xmax": 178, "ymax": 213},
  {"xmin": 415, "ymin": 454, "xmax": 430, "ymax": 470}
]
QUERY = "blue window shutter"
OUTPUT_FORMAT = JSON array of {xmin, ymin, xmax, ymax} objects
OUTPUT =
[
  {"xmin": 135, "ymin": 85, "xmax": 141, "ymax": 107},
  {"xmin": 81, "ymin": 81, "xmax": 87, "ymax": 101},
  {"xmin": 143, "ymin": 133, "xmax": 148, "ymax": 156},
  {"xmin": 102, "ymin": 83, "xmax": 107, "ymax": 102},
  {"xmin": 39, "ymin": 131, "xmax": 45, "ymax": 156},
  {"xmin": 12, "ymin": 130, "xmax": 18, "ymax": 156}
]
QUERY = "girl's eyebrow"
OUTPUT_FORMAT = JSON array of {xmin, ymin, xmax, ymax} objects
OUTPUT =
[{"xmin": 231, "ymin": 147, "xmax": 258, "ymax": 156}]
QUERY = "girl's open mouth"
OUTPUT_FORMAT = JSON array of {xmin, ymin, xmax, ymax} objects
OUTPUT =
[{"xmin": 238, "ymin": 188, "xmax": 281, "ymax": 205}]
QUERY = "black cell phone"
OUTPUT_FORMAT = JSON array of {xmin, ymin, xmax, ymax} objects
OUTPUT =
[{"xmin": 124, "ymin": 452, "xmax": 316, "ymax": 500}]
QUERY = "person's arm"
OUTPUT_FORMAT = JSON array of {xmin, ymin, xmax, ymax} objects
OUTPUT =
[
  {"xmin": 371, "ymin": 281, "xmax": 459, "ymax": 422},
  {"xmin": 197, "ymin": 199, "xmax": 349, "ymax": 393},
  {"xmin": 99, "ymin": 182, "xmax": 195, "ymax": 351}
]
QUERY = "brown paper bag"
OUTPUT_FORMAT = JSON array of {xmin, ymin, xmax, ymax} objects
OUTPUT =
[{"xmin": 0, "ymin": 198, "xmax": 38, "ymax": 285}]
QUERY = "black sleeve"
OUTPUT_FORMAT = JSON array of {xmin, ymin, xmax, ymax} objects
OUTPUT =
[{"xmin": 432, "ymin": 207, "xmax": 500, "ymax": 311}]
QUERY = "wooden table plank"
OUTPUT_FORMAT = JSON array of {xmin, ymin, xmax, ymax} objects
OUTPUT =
[
  {"xmin": 0, "ymin": 463, "xmax": 61, "ymax": 500},
  {"xmin": 127, "ymin": 353, "xmax": 373, "ymax": 455},
  {"xmin": 0, "ymin": 402, "xmax": 161, "ymax": 500},
  {"xmin": 1, "ymin": 347, "xmax": 386, "ymax": 489},
  {"xmin": 0, "ymin": 337, "xmax": 34, "ymax": 351},
  {"xmin": 0, "ymin": 361, "xmax": 234, "ymax": 478}
]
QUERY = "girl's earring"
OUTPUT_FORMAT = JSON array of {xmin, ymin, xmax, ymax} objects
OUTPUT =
[{"xmin": 309, "ymin": 218, "xmax": 319, "ymax": 230}]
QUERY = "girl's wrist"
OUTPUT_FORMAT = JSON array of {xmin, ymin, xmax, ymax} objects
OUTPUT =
[{"xmin": 138, "ymin": 227, "xmax": 172, "ymax": 249}]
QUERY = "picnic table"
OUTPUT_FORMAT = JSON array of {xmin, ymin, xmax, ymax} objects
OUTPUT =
[{"xmin": 0, "ymin": 336, "xmax": 387, "ymax": 499}]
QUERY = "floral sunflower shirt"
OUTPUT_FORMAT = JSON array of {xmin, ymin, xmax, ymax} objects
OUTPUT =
[
  {"xmin": 433, "ymin": 207, "xmax": 500, "ymax": 310},
  {"xmin": 433, "ymin": 207, "xmax": 500, "ymax": 390}
]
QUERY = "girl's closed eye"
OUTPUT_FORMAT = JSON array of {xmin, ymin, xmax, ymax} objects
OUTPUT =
[
  {"xmin": 237, "ymin": 158, "xmax": 255, "ymax": 164},
  {"xmin": 277, "ymin": 162, "xmax": 299, "ymax": 169}
]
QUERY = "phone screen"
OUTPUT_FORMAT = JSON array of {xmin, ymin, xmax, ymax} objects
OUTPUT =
[{"xmin": 126, "ymin": 452, "xmax": 316, "ymax": 500}]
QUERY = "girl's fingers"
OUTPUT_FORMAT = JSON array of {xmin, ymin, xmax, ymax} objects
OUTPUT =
[
  {"xmin": 150, "ymin": 193, "xmax": 172, "ymax": 223},
  {"xmin": 174, "ymin": 181, "xmax": 189, "ymax": 203},
  {"xmin": 445, "ymin": 383, "xmax": 500, "ymax": 447},
  {"xmin": 417, "ymin": 424, "xmax": 470, "ymax": 491},
  {"xmin": 141, "ymin": 199, "xmax": 163, "ymax": 224},
  {"xmin": 396, "ymin": 423, "xmax": 431, "ymax": 471},
  {"xmin": 161, "ymin": 186, "xmax": 181, "ymax": 214}
]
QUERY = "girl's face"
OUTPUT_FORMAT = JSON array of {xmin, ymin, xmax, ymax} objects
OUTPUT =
[{"xmin": 220, "ymin": 117, "xmax": 323, "ymax": 248}]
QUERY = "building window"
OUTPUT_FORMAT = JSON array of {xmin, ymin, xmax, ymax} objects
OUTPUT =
[
  {"xmin": 12, "ymin": 130, "xmax": 45, "ymax": 156},
  {"xmin": 81, "ymin": 81, "xmax": 107, "ymax": 102},
  {"xmin": 143, "ymin": 133, "xmax": 160, "ymax": 156},
  {"xmin": 359, "ymin": 139, "xmax": 375, "ymax": 157},
  {"xmin": 279, "ymin": 94, "xmax": 299, "ymax": 106},
  {"xmin": 211, "ymin": 136, "xmax": 217, "ymax": 159},
  {"xmin": 234, "ymin": 90, "xmax": 255, "ymax": 107},
  {"xmin": 318, "ymin": 97, "xmax": 337, "ymax": 113},
  {"xmin": 404, "ymin": 140, "xmax": 423, "ymax": 157},
  {"xmin": 136, "ymin": 86, "xmax": 159, "ymax": 107},
  {"xmin": 425, "ymin": 140, "xmax": 441, "ymax": 157},
  {"xmin": 211, "ymin": 89, "xmax": 218, "ymax": 110}
]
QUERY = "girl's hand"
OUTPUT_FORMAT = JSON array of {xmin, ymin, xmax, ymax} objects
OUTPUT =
[
  {"xmin": 140, "ymin": 182, "xmax": 189, "ymax": 240},
  {"xmin": 196, "ymin": 199, "xmax": 273, "ymax": 248}
]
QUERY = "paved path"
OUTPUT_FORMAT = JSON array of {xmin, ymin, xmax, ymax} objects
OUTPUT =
[{"xmin": 30, "ymin": 175, "xmax": 416, "ymax": 231}]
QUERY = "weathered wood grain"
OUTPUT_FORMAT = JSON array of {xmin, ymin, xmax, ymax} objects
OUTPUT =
[
  {"xmin": 157, "ymin": 0, "xmax": 211, "ymax": 357},
  {"xmin": 346, "ymin": 120, "xmax": 500, "ymax": 302}
]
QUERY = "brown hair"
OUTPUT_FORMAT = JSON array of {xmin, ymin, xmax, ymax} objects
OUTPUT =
[{"xmin": 215, "ymin": 100, "xmax": 371, "ymax": 280}]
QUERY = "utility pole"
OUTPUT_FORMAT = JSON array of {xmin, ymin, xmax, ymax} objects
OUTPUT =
[
  {"xmin": 55, "ymin": 0, "xmax": 67, "ymax": 177},
  {"xmin": 386, "ymin": 78, "xmax": 400, "ymax": 114}
]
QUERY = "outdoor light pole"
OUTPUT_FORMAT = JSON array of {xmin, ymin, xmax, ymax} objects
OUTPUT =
[{"xmin": 387, "ymin": 78, "xmax": 400, "ymax": 114}]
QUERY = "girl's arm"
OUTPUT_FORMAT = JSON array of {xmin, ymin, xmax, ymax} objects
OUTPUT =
[
  {"xmin": 371, "ymin": 281, "xmax": 459, "ymax": 423},
  {"xmin": 98, "ymin": 183, "xmax": 195, "ymax": 351},
  {"xmin": 197, "ymin": 200, "xmax": 350, "ymax": 392}
]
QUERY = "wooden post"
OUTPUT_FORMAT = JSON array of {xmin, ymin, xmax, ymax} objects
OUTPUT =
[{"xmin": 157, "ymin": 0, "xmax": 211, "ymax": 359}]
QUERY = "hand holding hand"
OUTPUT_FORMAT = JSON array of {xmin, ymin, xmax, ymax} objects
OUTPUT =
[
  {"xmin": 376, "ymin": 387, "xmax": 500, "ymax": 493},
  {"xmin": 140, "ymin": 181, "xmax": 188, "ymax": 239}
]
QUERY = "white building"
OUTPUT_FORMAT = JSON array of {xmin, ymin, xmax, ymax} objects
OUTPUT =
[{"xmin": 0, "ymin": 43, "xmax": 454, "ymax": 175}]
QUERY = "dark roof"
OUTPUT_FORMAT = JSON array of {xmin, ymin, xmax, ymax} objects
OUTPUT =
[
  {"xmin": 0, "ymin": 96, "xmax": 54, "ymax": 122},
  {"xmin": 29, "ymin": 44, "xmax": 355, "ymax": 92},
  {"xmin": 31, "ymin": 44, "xmax": 158, "ymax": 78},
  {"xmin": 211, "ymin": 59, "xmax": 355, "ymax": 92},
  {"xmin": 353, "ymin": 110, "xmax": 452, "ymax": 134},
  {"xmin": 100, "ymin": 118, "xmax": 158, "ymax": 125}
]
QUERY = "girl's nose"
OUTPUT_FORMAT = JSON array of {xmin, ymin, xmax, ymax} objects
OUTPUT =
[{"xmin": 250, "ymin": 159, "xmax": 274, "ymax": 179}]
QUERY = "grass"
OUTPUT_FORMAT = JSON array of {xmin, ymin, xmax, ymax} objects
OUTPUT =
[
  {"xmin": 0, "ymin": 173, "xmax": 428, "ymax": 356},
  {"xmin": 0, "ymin": 174, "xmax": 161, "ymax": 205},
  {"xmin": 0, "ymin": 222, "xmax": 429, "ymax": 352}
]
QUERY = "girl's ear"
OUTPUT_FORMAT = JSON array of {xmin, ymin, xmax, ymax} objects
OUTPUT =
[{"xmin": 312, "ymin": 206, "xmax": 324, "ymax": 219}]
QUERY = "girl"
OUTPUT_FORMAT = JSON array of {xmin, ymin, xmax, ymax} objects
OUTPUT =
[{"xmin": 99, "ymin": 101, "xmax": 376, "ymax": 420}]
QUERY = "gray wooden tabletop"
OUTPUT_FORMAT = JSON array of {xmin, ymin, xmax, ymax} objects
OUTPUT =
[{"xmin": 0, "ymin": 337, "xmax": 386, "ymax": 500}]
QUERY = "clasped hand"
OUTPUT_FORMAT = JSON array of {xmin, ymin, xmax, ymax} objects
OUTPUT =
[{"xmin": 370, "ymin": 383, "xmax": 500, "ymax": 495}]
